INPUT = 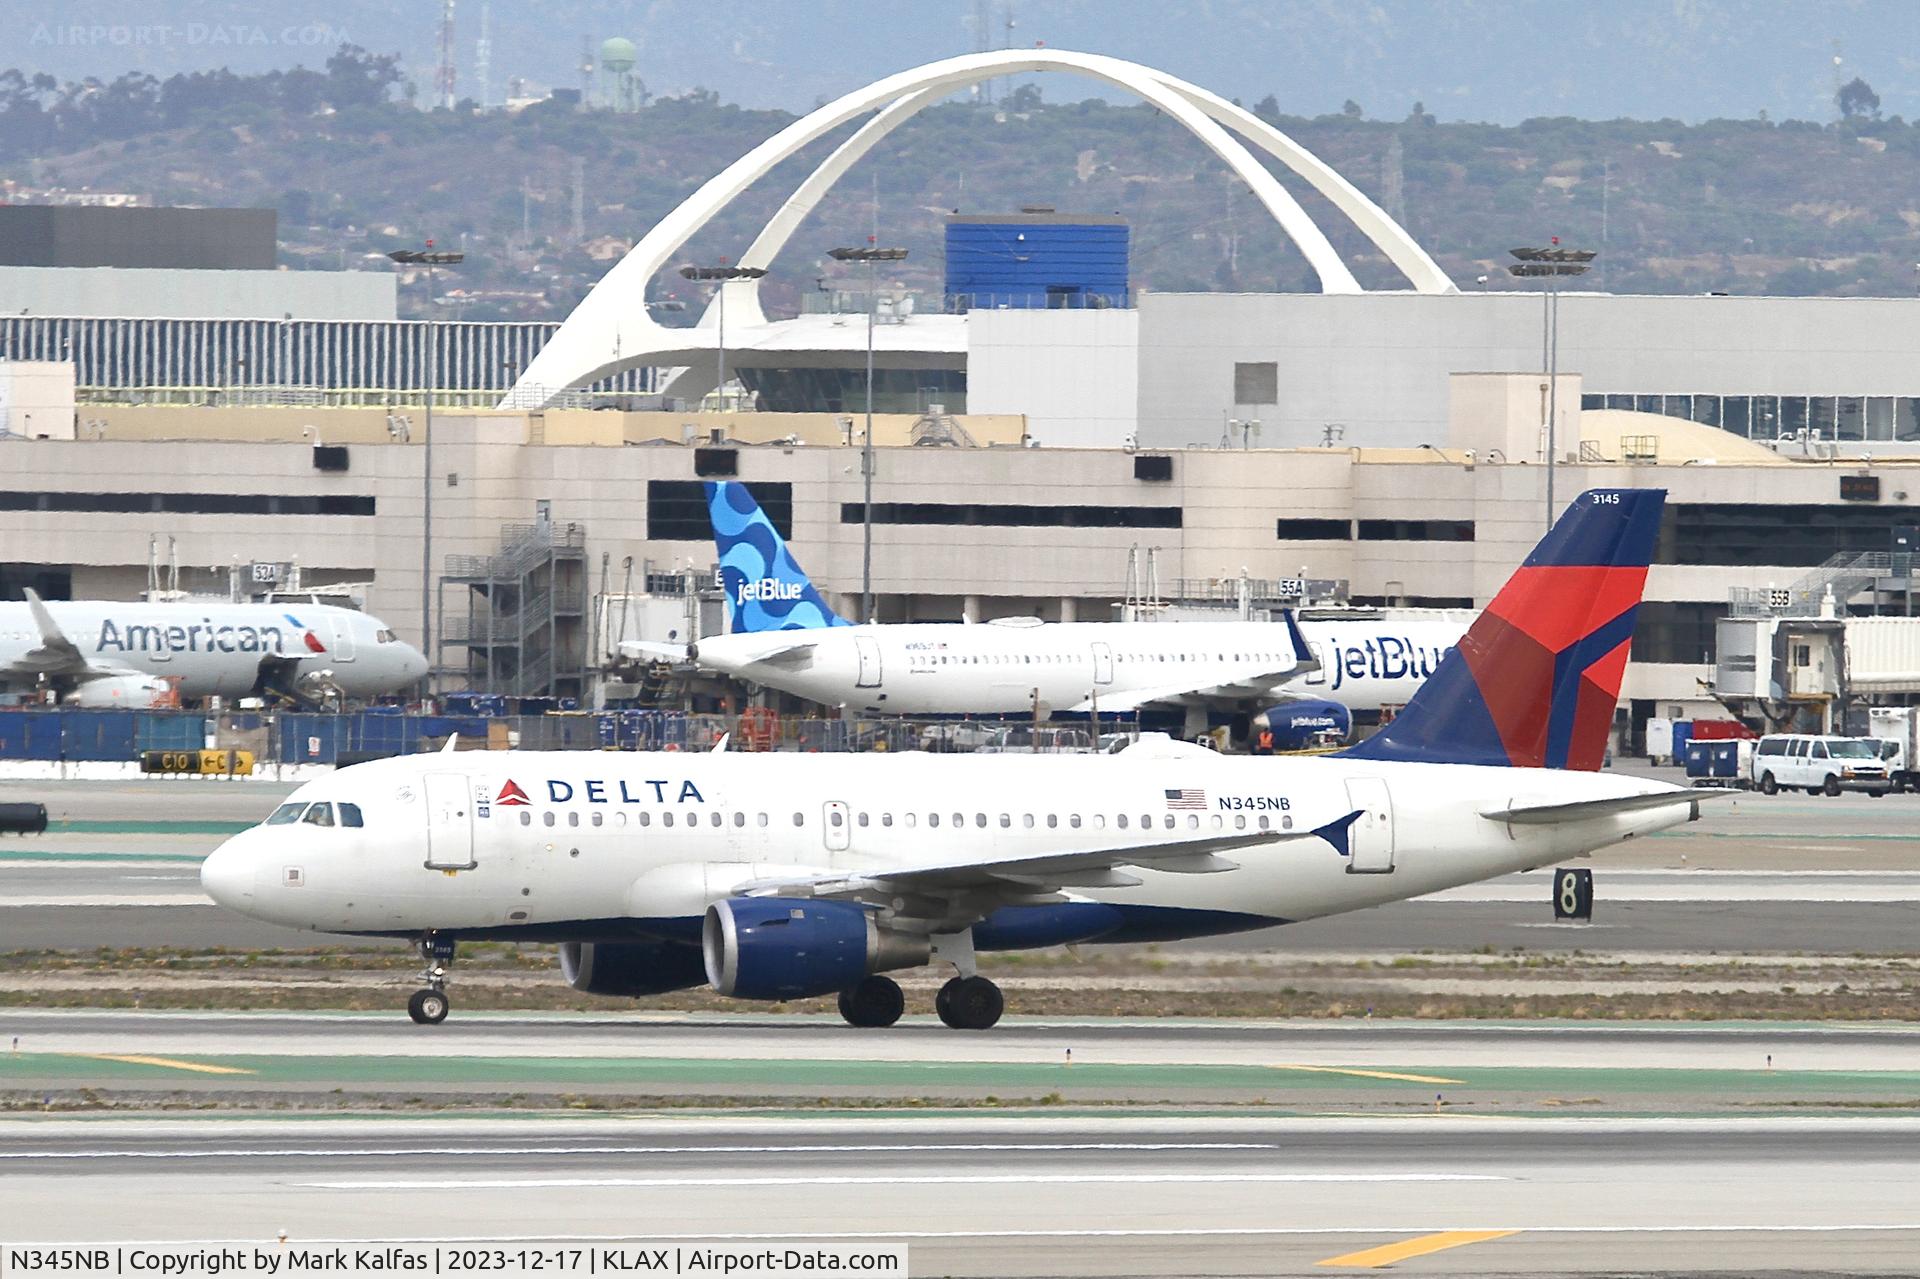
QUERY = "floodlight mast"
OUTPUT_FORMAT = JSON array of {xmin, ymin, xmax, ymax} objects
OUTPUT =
[
  {"xmin": 387, "ymin": 244, "xmax": 465, "ymax": 688},
  {"xmin": 678, "ymin": 263, "xmax": 768, "ymax": 414},
  {"xmin": 1508, "ymin": 245, "xmax": 1594, "ymax": 531},
  {"xmin": 829, "ymin": 244, "xmax": 910, "ymax": 623}
]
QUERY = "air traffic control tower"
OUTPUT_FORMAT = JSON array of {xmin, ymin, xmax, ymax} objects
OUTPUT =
[{"xmin": 944, "ymin": 207, "xmax": 1128, "ymax": 311}]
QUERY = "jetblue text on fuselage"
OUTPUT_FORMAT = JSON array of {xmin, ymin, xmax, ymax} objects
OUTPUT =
[
  {"xmin": 736, "ymin": 579, "xmax": 803, "ymax": 604},
  {"xmin": 1326, "ymin": 636, "xmax": 1452, "ymax": 690},
  {"xmin": 97, "ymin": 618, "xmax": 289, "ymax": 655},
  {"xmin": 546, "ymin": 779, "xmax": 707, "ymax": 804}
]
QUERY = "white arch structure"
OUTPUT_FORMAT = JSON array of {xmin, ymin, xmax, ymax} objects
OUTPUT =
[{"xmin": 507, "ymin": 49, "xmax": 1455, "ymax": 407}]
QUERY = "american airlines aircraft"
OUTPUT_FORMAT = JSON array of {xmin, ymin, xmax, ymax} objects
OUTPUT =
[
  {"xmin": 621, "ymin": 482, "xmax": 1464, "ymax": 729},
  {"xmin": 201, "ymin": 489, "xmax": 1711, "ymax": 1029},
  {"xmin": 0, "ymin": 589, "xmax": 428, "ymax": 705}
]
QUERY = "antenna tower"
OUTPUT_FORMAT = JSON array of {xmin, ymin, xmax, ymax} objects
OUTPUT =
[
  {"xmin": 474, "ymin": 0, "xmax": 491, "ymax": 110},
  {"xmin": 435, "ymin": 0, "xmax": 457, "ymax": 109}
]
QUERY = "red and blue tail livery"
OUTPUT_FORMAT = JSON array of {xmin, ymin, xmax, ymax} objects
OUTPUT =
[{"xmin": 1342, "ymin": 489, "xmax": 1665, "ymax": 770}]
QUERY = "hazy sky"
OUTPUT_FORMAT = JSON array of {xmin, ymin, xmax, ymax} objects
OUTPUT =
[{"xmin": 10, "ymin": 0, "xmax": 1920, "ymax": 124}]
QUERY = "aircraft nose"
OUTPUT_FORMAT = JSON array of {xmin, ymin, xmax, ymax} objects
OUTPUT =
[{"xmin": 200, "ymin": 835, "xmax": 257, "ymax": 910}]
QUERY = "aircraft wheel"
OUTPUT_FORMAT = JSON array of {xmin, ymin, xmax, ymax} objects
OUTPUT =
[
  {"xmin": 1823, "ymin": 775, "xmax": 1842, "ymax": 797},
  {"xmin": 1759, "ymin": 772, "xmax": 1777, "ymax": 796},
  {"xmin": 837, "ymin": 975, "xmax": 905, "ymax": 1028},
  {"xmin": 936, "ymin": 976, "xmax": 1004, "ymax": 1030},
  {"xmin": 407, "ymin": 988, "xmax": 450, "ymax": 1024}
]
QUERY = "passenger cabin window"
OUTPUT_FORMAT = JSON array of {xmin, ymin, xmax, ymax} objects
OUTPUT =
[
  {"xmin": 302, "ymin": 804, "xmax": 334, "ymax": 827},
  {"xmin": 266, "ymin": 803, "xmax": 307, "ymax": 826},
  {"xmin": 520, "ymin": 811, "xmax": 532, "ymax": 826},
  {"xmin": 338, "ymin": 803, "xmax": 364, "ymax": 828}
]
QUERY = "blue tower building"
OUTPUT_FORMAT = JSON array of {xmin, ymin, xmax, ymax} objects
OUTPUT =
[{"xmin": 944, "ymin": 208, "xmax": 1129, "ymax": 311}]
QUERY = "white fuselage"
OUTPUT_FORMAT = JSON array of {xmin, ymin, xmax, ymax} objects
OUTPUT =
[
  {"xmin": 202, "ymin": 747, "xmax": 1692, "ymax": 942},
  {"xmin": 691, "ymin": 617, "xmax": 1466, "ymax": 717},
  {"xmin": 0, "ymin": 599, "xmax": 428, "ymax": 700}
]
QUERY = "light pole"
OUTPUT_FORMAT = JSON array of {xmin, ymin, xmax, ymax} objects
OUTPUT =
[
  {"xmin": 678, "ymin": 263, "xmax": 767, "ymax": 412},
  {"xmin": 829, "ymin": 243, "xmax": 909, "ymax": 624},
  {"xmin": 388, "ymin": 244, "xmax": 463, "ymax": 690},
  {"xmin": 1508, "ymin": 244, "xmax": 1594, "ymax": 530}
]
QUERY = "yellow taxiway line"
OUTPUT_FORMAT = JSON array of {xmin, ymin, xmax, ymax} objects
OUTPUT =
[
  {"xmin": 1317, "ymin": 1229, "xmax": 1521, "ymax": 1268},
  {"xmin": 1270, "ymin": 1064, "xmax": 1465, "ymax": 1085},
  {"xmin": 76, "ymin": 1054, "xmax": 256, "ymax": 1076}
]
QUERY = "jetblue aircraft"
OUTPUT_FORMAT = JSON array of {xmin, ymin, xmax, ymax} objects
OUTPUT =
[
  {"xmin": 0, "ymin": 590, "xmax": 428, "ymax": 705},
  {"xmin": 622, "ymin": 481, "xmax": 1465, "ymax": 730},
  {"xmin": 202, "ymin": 489, "xmax": 1709, "ymax": 1029}
]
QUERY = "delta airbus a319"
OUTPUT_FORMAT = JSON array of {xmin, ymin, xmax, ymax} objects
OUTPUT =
[{"xmin": 201, "ymin": 488, "xmax": 1711, "ymax": 1030}]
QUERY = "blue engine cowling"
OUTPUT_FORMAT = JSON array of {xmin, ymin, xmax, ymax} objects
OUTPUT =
[
  {"xmin": 703, "ymin": 898, "xmax": 931, "ymax": 1000},
  {"xmin": 1251, "ymin": 699, "xmax": 1352, "ymax": 751},
  {"xmin": 560, "ymin": 939, "xmax": 710, "ymax": 997}
]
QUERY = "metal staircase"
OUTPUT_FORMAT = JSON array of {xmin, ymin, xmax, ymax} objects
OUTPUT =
[{"xmin": 1728, "ymin": 551, "xmax": 1915, "ymax": 617}]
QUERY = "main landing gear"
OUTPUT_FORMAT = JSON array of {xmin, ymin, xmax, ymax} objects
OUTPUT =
[
  {"xmin": 834, "ymin": 928, "xmax": 1005, "ymax": 1030},
  {"xmin": 408, "ymin": 934, "xmax": 455, "ymax": 1024}
]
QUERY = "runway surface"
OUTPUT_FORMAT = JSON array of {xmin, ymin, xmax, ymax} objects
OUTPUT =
[{"xmin": 3, "ymin": 1114, "xmax": 1918, "ymax": 1275}]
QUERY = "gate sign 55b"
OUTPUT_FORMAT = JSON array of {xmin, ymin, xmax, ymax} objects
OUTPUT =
[{"xmin": 1553, "ymin": 867, "xmax": 1594, "ymax": 921}]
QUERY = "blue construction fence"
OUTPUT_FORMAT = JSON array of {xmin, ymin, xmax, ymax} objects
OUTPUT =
[
  {"xmin": 0, "ymin": 710, "xmax": 216, "ymax": 762},
  {"xmin": 0, "ymin": 708, "xmax": 730, "ymax": 765}
]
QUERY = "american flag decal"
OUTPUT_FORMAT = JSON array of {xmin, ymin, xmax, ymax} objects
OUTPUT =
[{"xmin": 1164, "ymin": 788, "xmax": 1208, "ymax": 810}]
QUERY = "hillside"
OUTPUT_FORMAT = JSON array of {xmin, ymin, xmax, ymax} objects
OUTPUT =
[{"xmin": 6, "ymin": 53, "xmax": 1920, "ymax": 320}]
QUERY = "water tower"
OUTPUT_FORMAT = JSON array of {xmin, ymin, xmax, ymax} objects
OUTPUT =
[{"xmin": 600, "ymin": 37, "xmax": 646, "ymax": 112}]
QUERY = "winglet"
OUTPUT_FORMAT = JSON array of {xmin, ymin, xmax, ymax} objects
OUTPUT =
[
  {"xmin": 706, "ymin": 481, "xmax": 850, "ymax": 634},
  {"xmin": 711, "ymin": 732, "xmax": 730, "ymax": 753},
  {"xmin": 22, "ymin": 588, "xmax": 65, "ymax": 646},
  {"xmin": 1312, "ymin": 810, "xmax": 1364, "ymax": 858},
  {"xmin": 442, "ymin": 733, "xmax": 459, "ymax": 753}
]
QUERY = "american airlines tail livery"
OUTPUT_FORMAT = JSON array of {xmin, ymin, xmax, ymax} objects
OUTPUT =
[
  {"xmin": 0, "ymin": 590, "xmax": 428, "ymax": 705},
  {"xmin": 623, "ymin": 482, "xmax": 1468, "ymax": 727},
  {"xmin": 202, "ymin": 488, "xmax": 1711, "ymax": 1029}
]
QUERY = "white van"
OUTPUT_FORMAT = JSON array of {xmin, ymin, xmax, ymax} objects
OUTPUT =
[{"xmin": 1751, "ymin": 734, "xmax": 1892, "ymax": 796}]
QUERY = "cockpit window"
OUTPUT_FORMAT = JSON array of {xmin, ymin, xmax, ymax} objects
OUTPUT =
[
  {"xmin": 302, "ymin": 803, "xmax": 335, "ymax": 827},
  {"xmin": 376, "ymin": 629, "xmax": 398, "ymax": 643},
  {"xmin": 338, "ymin": 803, "xmax": 365, "ymax": 828},
  {"xmin": 265, "ymin": 803, "xmax": 308, "ymax": 826}
]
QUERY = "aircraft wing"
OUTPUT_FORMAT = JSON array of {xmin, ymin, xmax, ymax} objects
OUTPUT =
[
  {"xmin": 1062, "ymin": 611, "xmax": 1317, "ymax": 713},
  {"xmin": 733, "ymin": 812, "xmax": 1362, "ymax": 900}
]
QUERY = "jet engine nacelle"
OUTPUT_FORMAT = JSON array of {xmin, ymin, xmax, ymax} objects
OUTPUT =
[
  {"xmin": 1251, "ymin": 699, "xmax": 1352, "ymax": 751},
  {"xmin": 702, "ymin": 898, "xmax": 930, "ymax": 1000},
  {"xmin": 559, "ymin": 939, "xmax": 709, "ymax": 998},
  {"xmin": 65, "ymin": 674, "xmax": 171, "ymax": 708}
]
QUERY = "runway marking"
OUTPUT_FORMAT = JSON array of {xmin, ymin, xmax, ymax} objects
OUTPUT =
[
  {"xmin": 75, "ymin": 1054, "xmax": 256, "ymax": 1076},
  {"xmin": 1270, "ymin": 1064, "xmax": 1465, "ymax": 1084},
  {"xmin": 303, "ymin": 1173, "xmax": 1506, "ymax": 1191},
  {"xmin": 0, "ymin": 1142, "xmax": 1282, "ymax": 1162},
  {"xmin": 1315, "ymin": 1229, "xmax": 1521, "ymax": 1268}
]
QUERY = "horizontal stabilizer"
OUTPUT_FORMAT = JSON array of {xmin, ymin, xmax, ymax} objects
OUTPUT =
[
  {"xmin": 618, "ymin": 640, "xmax": 688, "ymax": 663},
  {"xmin": 1482, "ymin": 789, "xmax": 1726, "ymax": 826}
]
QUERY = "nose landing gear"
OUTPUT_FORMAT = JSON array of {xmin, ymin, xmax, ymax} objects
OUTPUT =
[{"xmin": 408, "ymin": 934, "xmax": 455, "ymax": 1024}]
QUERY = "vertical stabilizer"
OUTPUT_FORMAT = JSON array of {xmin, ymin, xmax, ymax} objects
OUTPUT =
[
  {"xmin": 706, "ymin": 481, "xmax": 851, "ymax": 633},
  {"xmin": 1341, "ymin": 489, "xmax": 1665, "ymax": 769}
]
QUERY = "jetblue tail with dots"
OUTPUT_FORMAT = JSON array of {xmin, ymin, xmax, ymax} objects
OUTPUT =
[
  {"xmin": 706, "ymin": 481, "xmax": 851, "ymax": 634},
  {"xmin": 1341, "ymin": 488, "xmax": 1665, "ymax": 770}
]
